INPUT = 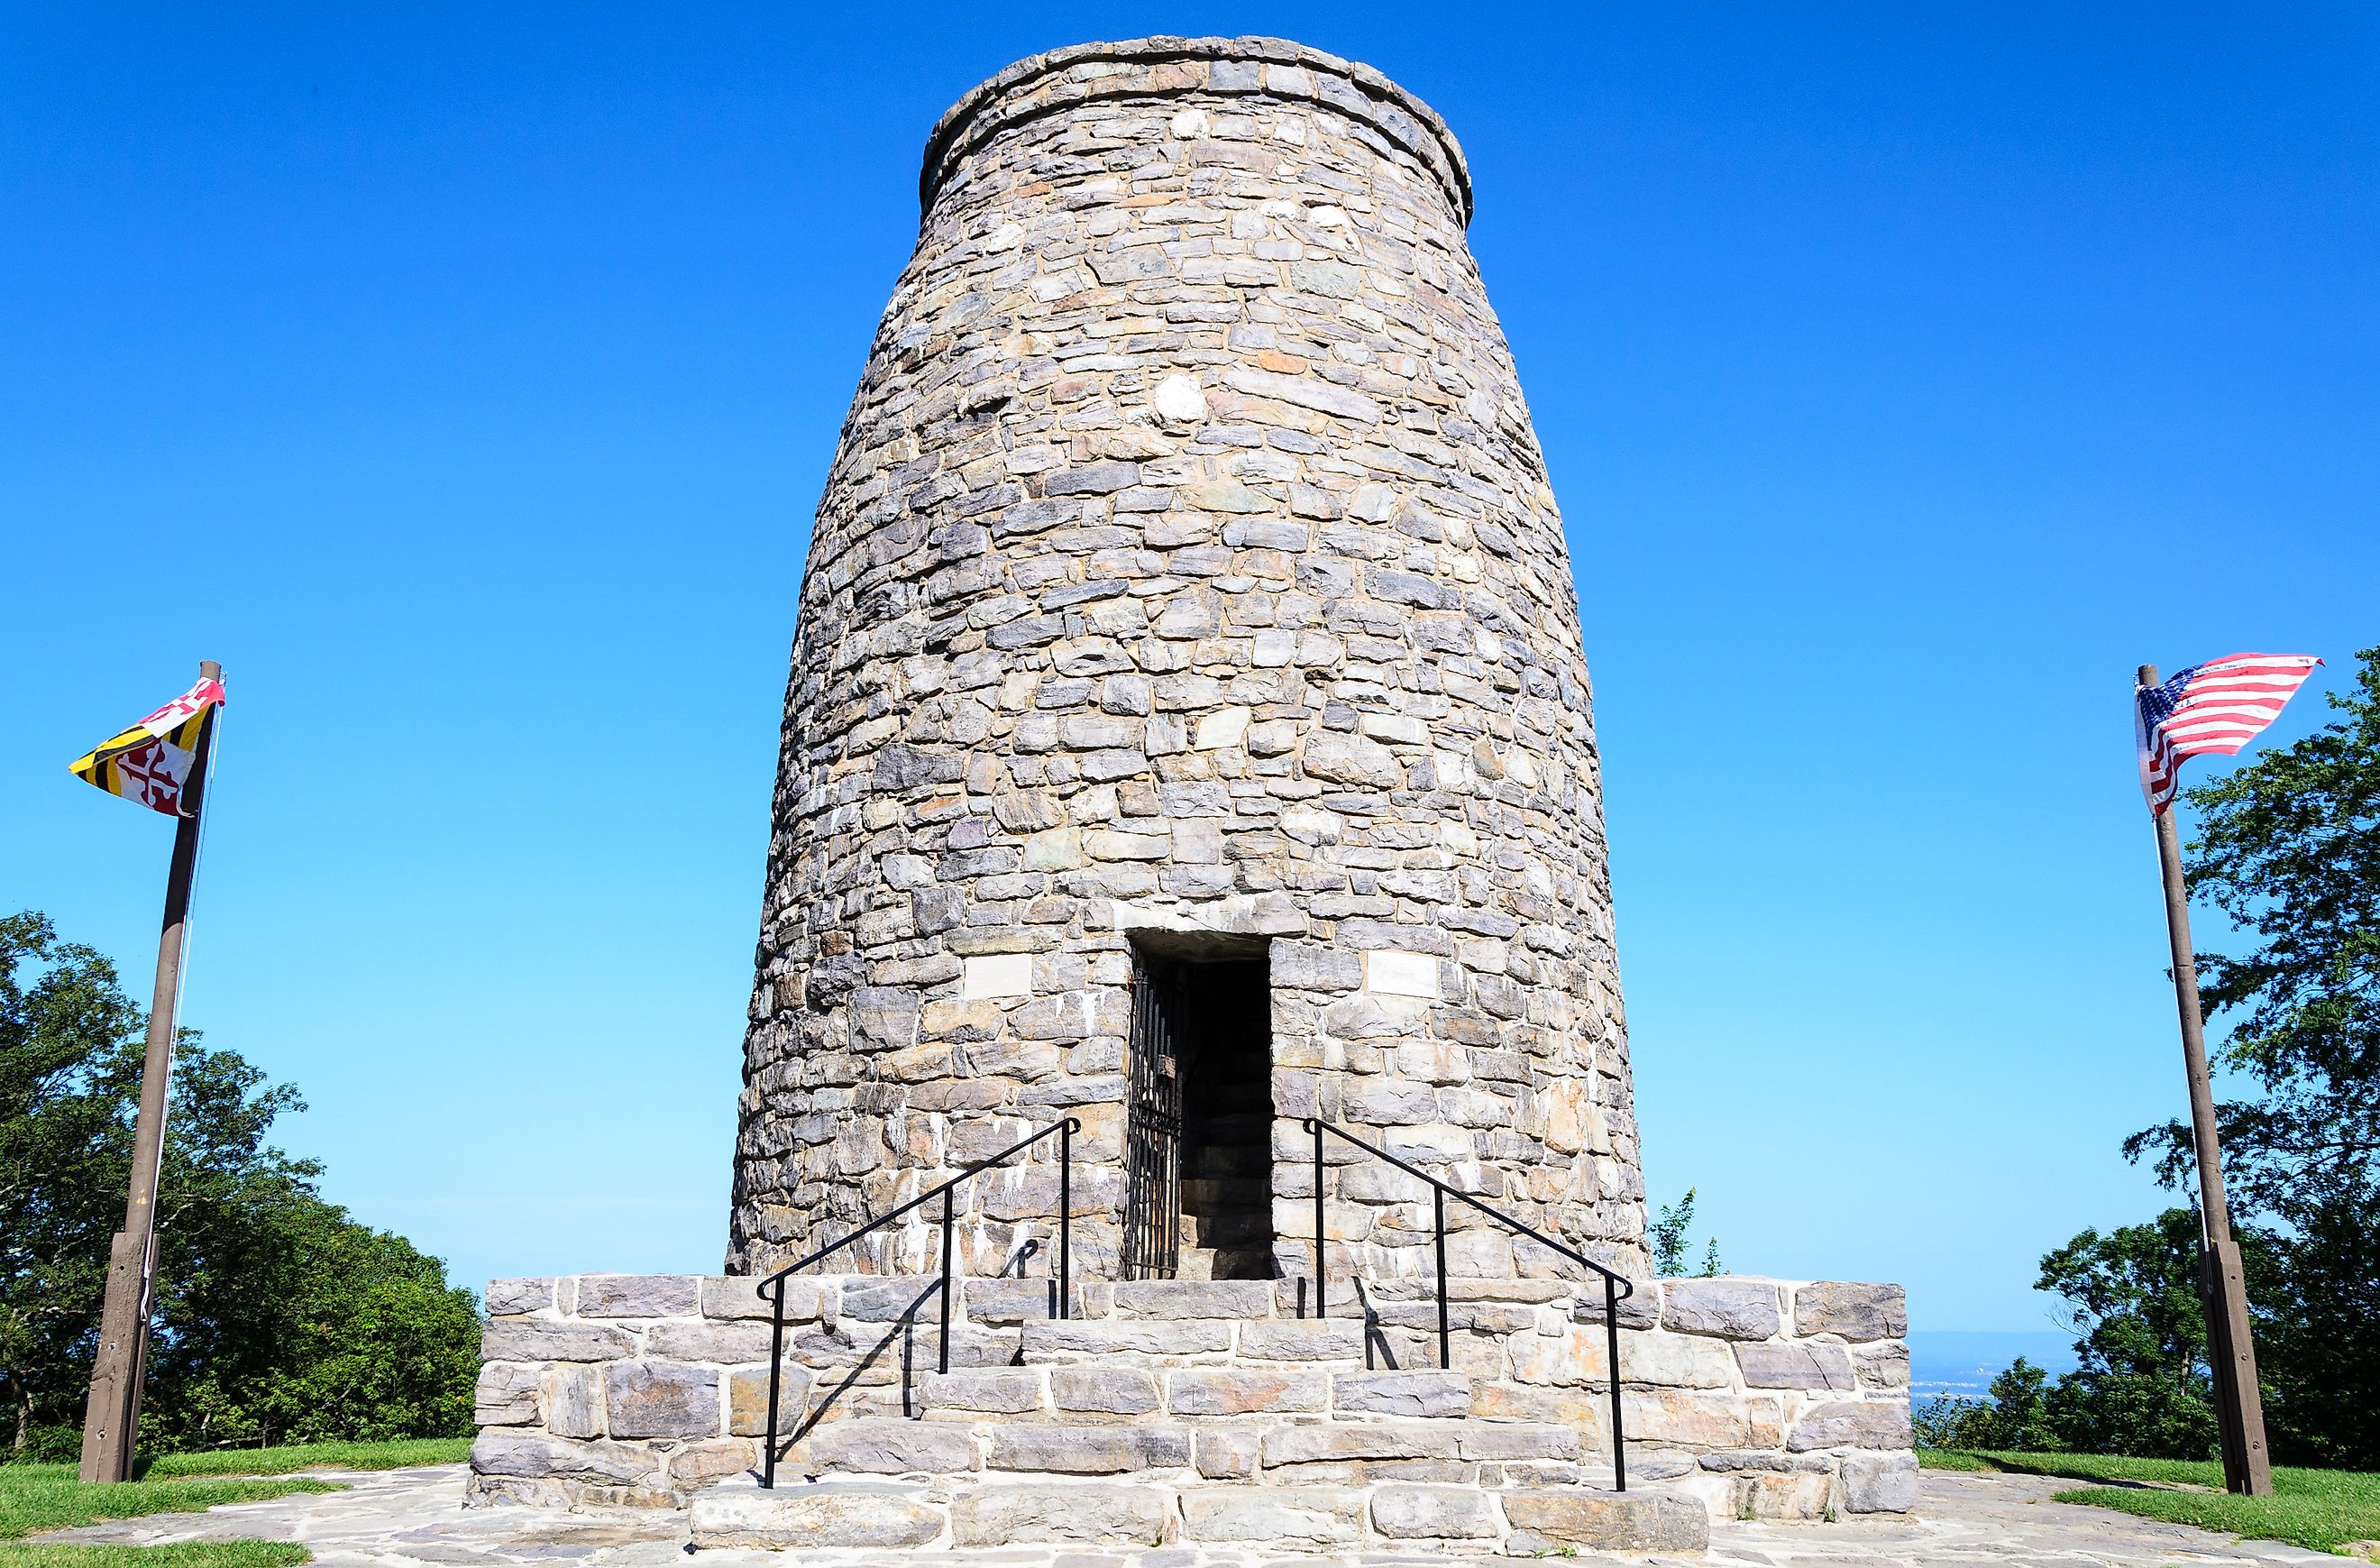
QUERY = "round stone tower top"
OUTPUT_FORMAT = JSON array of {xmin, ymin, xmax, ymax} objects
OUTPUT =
[{"xmin": 920, "ymin": 36, "xmax": 1474, "ymax": 228}]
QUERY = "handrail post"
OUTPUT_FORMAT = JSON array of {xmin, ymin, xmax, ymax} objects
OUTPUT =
[
  {"xmin": 1433, "ymin": 1184, "xmax": 1450, "ymax": 1371},
  {"xmin": 1058, "ymin": 1117, "xmax": 1072, "ymax": 1320},
  {"xmin": 1606, "ymin": 1273, "xmax": 1626, "ymax": 1492},
  {"xmin": 938, "ymin": 1187, "xmax": 955, "ymax": 1377},
  {"xmin": 1311, "ymin": 1118, "xmax": 1326, "ymax": 1319},
  {"xmin": 762, "ymin": 1273, "xmax": 784, "ymax": 1490}
]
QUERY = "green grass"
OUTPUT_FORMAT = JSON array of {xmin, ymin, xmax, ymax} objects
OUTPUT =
[
  {"xmin": 1915, "ymin": 1447, "xmax": 1995, "ymax": 1472},
  {"xmin": 139, "ymin": 1439, "xmax": 470, "ymax": 1479},
  {"xmin": 0, "ymin": 1545, "xmax": 308, "ymax": 1568},
  {"xmin": 0, "ymin": 1469, "xmax": 338, "ymax": 1543},
  {"xmin": 1918, "ymin": 1449, "xmax": 2380, "ymax": 1554}
]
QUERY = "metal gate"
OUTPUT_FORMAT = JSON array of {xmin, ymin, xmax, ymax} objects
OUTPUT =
[{"xmin": 1121, "ymin": 954, "xmax": 1184, "ymax": 1279}]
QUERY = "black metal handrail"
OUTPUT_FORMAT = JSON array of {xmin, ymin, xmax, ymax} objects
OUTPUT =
[
  {"xmin": 1302, "ymin": 1115, "xmax": 1636, "ymax": 1491},
  {"xmin": 754, "ymin": 1115, "xmax": 1079, "ymax": 1489}
]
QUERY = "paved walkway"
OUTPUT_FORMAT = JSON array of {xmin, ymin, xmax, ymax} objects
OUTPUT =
[{"xmin": 32, "ymin": 1464, "xmax": 2345, "ymax": 1567}]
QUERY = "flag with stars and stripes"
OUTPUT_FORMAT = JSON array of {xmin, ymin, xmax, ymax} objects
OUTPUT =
[{"xmin": 2136, "ymin": 653, "xmax": 2322, "ymax": 815}]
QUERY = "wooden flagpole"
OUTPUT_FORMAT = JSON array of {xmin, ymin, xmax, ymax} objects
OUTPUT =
[
  {"xmin": 78, "ymin": 660, "xmax": 222, "ymax": 1483},
  {"xmin": 2138, "ymin": 662, "xmax": 2272, "ymax": 1497}
]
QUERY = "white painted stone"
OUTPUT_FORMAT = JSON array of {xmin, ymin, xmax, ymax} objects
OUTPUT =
[
  {"xmin": 963, "ymin": 954, "xmax": 1033, "ymax": 1000},
  {"xmin": 1364, "ymin": 949, "xmax": 1440, "ymax": 1000}
]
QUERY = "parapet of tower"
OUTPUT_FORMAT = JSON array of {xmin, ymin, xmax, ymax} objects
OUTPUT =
[{"xmin": 728, "ymin": 36, "xmax": 1642, "ymax": 1286}]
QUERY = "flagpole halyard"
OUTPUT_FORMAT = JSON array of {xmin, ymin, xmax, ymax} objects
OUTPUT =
[
  {"xmin": 2137, "ymin": 661, "xmax": 2272, "ymax": 1498},
  {"xmin": 77, "ymin": 659, "xmax": 223, "ymax": 1483}
]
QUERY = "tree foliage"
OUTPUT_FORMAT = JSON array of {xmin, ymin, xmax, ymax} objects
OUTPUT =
[
  {"xmin": 0, "ymin": 912, "xmax": 479, "ymax": 1459},
  {"xmin": 1649, "ymin": 1187, "xmax": 1722, "ymax": 1277}
]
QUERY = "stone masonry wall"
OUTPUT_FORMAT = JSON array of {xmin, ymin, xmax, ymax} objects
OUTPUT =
[
  {"xmin": 469, "ymin": 1272, "xmax": 1915, "ymax": 1520},
  {"xmin": 729, "ymin": 35, "xmax": 1645, "ymax": 1286}
]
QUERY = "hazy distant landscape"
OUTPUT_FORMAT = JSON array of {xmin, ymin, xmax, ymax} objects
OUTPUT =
[{"xmin": 1907, "ymin": 1331, "xmax": 2080, "ymax": 1399}]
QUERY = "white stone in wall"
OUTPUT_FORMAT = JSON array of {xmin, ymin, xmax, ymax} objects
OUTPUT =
[
  {"xmin": 1363, "ymin": 949, "xmax": 1441, "ymax": 1000},
  {"xmin": 963, "ymin": 954, "xmax": 1033, "ymax": 1000}
]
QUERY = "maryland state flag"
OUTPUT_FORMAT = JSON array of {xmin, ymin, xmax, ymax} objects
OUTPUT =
[{"xmin": 69, "ymin": 677, "xmax": 226, "ymax": 817}]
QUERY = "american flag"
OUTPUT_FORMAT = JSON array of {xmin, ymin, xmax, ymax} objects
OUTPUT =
[{"xmin": 2136, "ymin": 653, "xmax": 2322, "ymax": 815}]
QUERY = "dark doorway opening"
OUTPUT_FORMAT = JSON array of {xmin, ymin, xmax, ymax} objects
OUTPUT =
[{"xmin": 1122, "ymin": 946, "xmax": 1275, "ymax": 1280}]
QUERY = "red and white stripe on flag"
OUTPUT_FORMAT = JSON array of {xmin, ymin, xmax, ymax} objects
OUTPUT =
[{"xmin": 2136, "ymin": 653, "xmax": 2322, "ymax": 815}]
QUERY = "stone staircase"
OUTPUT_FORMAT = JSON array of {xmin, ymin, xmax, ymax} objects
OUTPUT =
[
  {"xmin": 473, "ymin": 1270, "xmax": 1915, "ymax": 1540},
  {"xmin": 690, "ymin": 1279, "xmax": 1703, "ymax": 1553}
]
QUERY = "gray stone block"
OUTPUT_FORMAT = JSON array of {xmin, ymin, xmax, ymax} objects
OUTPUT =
[
  {"xmin": 950, "ymin": 1483, "xmax": 1173, "ymax": 1545},
  {"xmin": 1178, "ymin": 1486, "xmax": 1363, "ymax": 1545},
  {"xmin": 1787, "ymin": 1398, "xmax": 1915, "ymax": 1452},
  {"xmin": 959, "ymin": 1278, "xmax": 1071, "ymax": 1323},
  {"xmin": 1021, "ymin": 1320, "xmax": 1234, "ymax": 1358},
  {"xmin": 805, "ymin": 1418, "xmax": 978, "ymax": 1475},
  {"xmin": 469, "ymin": 1430, "xmax": 655, "ymax": 1485},
  {"xmin": 472, "ymin": 1362, "xmax": 539, "ymax": 1426},
  {"xmin": 1113, "ymin": 1280, "xmax": 1272, "ymax": 1319},
  {"xmin": 1369, "ymin": 1483, "xmax": 1497, "ymax": 1538},
  {"xmin": 703, "ymin": 1274, "xmax": 821, "ymax": 1323},
  {"xmin": 541, "ymin": 1363, "xmax": 604, "ymax": 1439},
  {"xmin": 1795, "ymin": 1281, "xmax": 1909, "ymax": 1342},
  {"xmin": 1660, "ymin": 1278, "xmax": 1781, "ymax": 1340},
  {"xmin": 646, "ymin": 1319, "xmax": 774, "ymax": 1363},
  {"xmin": 1455, "ymin": 1422, "xmax": 1579, "ymax": 1461},
  {"xmin": 1842, "ymin": 1449, "xmax": 1921, "ymax": 1512},
  {"xmin": 603, "ymin": 1361, "xmax": 719, "ymax": 1439},
  {"xmin": 1737, "ymin": 1339, "xmax": 1858, "ymax": 1390},
  {"xmin": 922, "ymin": 1369, "xmax": 1047, "ymax": 1414},
  {"xmin": 1499, "ymin": 1490, "xmax": 1709, "ymax": 1554},
  {"xmin": 691, "ymin": 1484, "xmax": 944, "ymax": 1549},
  {"xmin": 1235, "ymin": 1320, "xmax": 1363, "ymax": 1361},
  {"xmin": 483, "ymin": 1278, "xmax": 553, "ymax": 1316},
  {"xmin": 1165, "ymin": 1368, "xmax": 1326, "ymax": 1415},
  {"xmin": 1853, "ymin": 1340, "xmax": 1911, "ymax": 1389},
  {"xmin": 1332, "ymin": 1369, "xmax": 1470, "ymax": 1417},
  {"xmin": 838, "ymin": 1279, "xmax": 948, "ymax": 1323},
  {"xmin": 481, "ymin": 1320, "xmax": 632, "ymax": 1363},
  {"xmin": 1261, "ymin": 1425, "xmax": 1457, "ymax": 1466},
  {"xmin": 1051, "ymin": 1367, "xmax": 1160, "ymax": 1415},
  {"xmin": 985, "ymin": 1424, "xmax": 1190, "ymax": 1473},
  {"xmin": 573, "ymin": 1273, "xmax": 698, "ymax": 1318},
  {"xmin": 1195, "ymin": 1427, "xmax": 1259, "ymax": 1480}
]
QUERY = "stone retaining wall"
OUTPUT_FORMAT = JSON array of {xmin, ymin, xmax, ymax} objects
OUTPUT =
[{"xmin": 469, "ymin": 1271, "xmax": 1915, "ymax": 1520}]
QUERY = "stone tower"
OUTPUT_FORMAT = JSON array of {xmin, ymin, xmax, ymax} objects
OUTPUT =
[{"xmin": 728, "ymin": 37, "xmax": 1645, "ymax": 1288}]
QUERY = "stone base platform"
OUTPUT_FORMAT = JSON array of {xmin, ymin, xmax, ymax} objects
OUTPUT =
[
  {"xmin": 691, "ymin": 1477, "xmax": 1707, "ymax": 1553},
  {"xmin": 472, "ymin": 1270, "xmax": 1912, "ymax": 1536}
]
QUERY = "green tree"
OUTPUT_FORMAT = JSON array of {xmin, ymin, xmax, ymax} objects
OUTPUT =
[
  {"xmin": 2034, "ymin": 1209, "xmax": 2225, "ymax": 1459},
  {"xmin": 0, "ymin": 912, "xmax": 479, "ymax": 1457},
  {"xmin": 2122, "ymin": 646, "xmax": 2380, "ymax": 1468},
  {"xmin": 1649, "ymin": 1188, "xmax": 1723, "ymax": 1277}
]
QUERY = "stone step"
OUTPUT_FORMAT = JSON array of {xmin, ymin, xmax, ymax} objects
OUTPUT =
[
  {"xmin": 691, "ymin": 1478, "xmax": 1707, "ymax": 1552},
  {"xmin": 1012, "ymin": 1316, "xmax": 1298, "ymax": 1362},
  {"xmin": 914, "ymin": 1366, "xmax": 1489, "ymax": 1422},
  {"xmin": 782, "ymin": 1398, "xmax": 1585, "ymax": 1484}
]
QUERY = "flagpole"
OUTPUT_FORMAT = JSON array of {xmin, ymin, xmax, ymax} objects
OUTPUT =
[
  {"xmin": 78, "ymin": 659, "xmax": 222, "ymax": 1483},
  {"xmin": 2138, "ymin": 662, "xmax": 2272, "ymax": 1497}
]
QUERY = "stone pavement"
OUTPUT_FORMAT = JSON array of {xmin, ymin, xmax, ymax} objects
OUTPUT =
[{"xmin": 31, "ymin": 1463, "xmax": 2347, "ymax": 1566}]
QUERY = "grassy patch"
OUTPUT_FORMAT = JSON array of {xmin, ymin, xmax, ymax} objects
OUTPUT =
[
  {"xmin": 1916, "ymin": 1447, "xmax": 1995, "ymax": 1472},
  {"xmin": 0, "ymin": 1545, "xmax": 308, "ymax": 1568},
  {"xmin": 142, "ymin": 1440, "xmax": 471, "ymax": 1479},
  {"xmin": 2051, "ymin": 1476, "xmax": 2380, "ymax": 1555},
  {"xmin": 1926, "ymin": 1449, "xmax": 2380, "ymax": 1554},
  {"xmin": 1976, "ymin": 1450, "xmax": 2226, "ymax": 1488},
  {"xmin": 0, "ymin": 1468, "xmax": 339, "ymax": 1544}
]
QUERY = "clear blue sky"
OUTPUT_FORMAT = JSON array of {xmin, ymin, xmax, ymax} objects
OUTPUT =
[{"xmin": 5, "ymin": 5, "xmax": 2373, "ymax": 1333}]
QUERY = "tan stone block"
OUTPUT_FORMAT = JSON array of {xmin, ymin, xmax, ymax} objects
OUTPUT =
[{"xmin": 667, "ymin": 1437, "xmax": 756, "ymax": 1484}]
